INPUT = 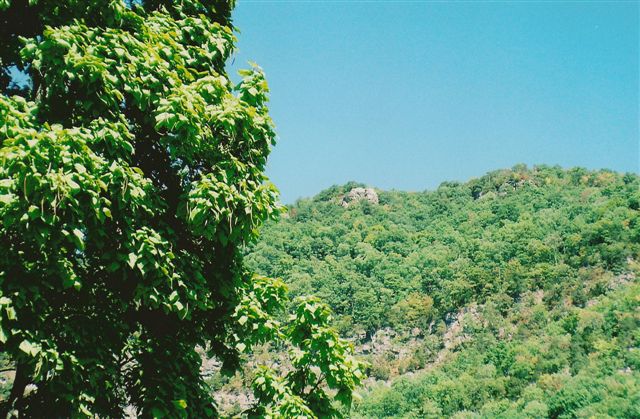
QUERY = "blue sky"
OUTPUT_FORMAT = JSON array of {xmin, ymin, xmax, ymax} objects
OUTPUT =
[{"xmin": 230, "ymin": 1, "xmax": 639, "ymax": 204}]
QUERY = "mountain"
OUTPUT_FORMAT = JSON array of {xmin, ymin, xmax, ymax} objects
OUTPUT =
[{"xmin": 244, "ymin": 165, "xmax": 639, "ymax": 418}]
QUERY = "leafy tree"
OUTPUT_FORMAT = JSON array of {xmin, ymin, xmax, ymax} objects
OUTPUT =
[
  {"xmin": 389, "ymin": 293, "xmax": 434, "ymax": 332},
  {"xmin": 0, "ymin": 0, "xmax": 362, "ymax": 416}
]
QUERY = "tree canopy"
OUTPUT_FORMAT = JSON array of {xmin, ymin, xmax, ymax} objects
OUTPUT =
[
  {"xmin": 0, "ymin": 0, "xmax": 362, "ymax": 416},
  {"xmin": 247, "ymin": 166, "xmax": 639, "ymax": 335},
  {"xmin": 245, "ymin": 165, "xmax": 639, "ymax": 418}
]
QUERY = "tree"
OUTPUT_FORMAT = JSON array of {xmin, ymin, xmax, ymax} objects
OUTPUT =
[
  {"xmin": 0, "ymin": 0, "xmax": 362, "ymax": 416},
  {"xmin": 389, "ymin": 293, "xmax": 434, "ymax": 333}
]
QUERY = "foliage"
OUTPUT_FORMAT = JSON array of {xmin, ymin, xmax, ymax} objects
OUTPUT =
[
  {"xmin": 245, "ymin": 165, "xmax": 640, "ymax": 417},
  {"xmin": 353, "ymin": 283, "xmax": 640, "ymax": 418},
  {"xmin": 248, "ymin": 295, "xmax": 364, "ymax": 418},
  {"xmin": 247, "ymin": 166, "xmax": 640, "ymax": 334},
  {"xmin": 0, "ymin": 0, "xmax": 362, "ymax": 416}
]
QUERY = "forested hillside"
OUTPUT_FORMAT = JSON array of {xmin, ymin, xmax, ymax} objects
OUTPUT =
[{"xmin": 245, "ymin": 165, "xmax": 640, "ymax": 418}]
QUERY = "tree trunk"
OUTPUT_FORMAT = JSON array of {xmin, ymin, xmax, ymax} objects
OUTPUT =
[{"xmin": 1, "ymin": 362, "xmax": 28, "ymax": 416}]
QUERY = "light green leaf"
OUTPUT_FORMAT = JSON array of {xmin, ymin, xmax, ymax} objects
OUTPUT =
[
  {"xmin": 72, "ymin": 228, "xmax": 85, "ymax": 250},
  {"xmin": 172, "ymin": 399, "xmax": 187, "ymax": 410},
  {"xmin": 19, "ymin": 340, "xmax": 40, "ymax": 357},
  {"xmin": 0, "ymin": 194, "xmax": 14, "ymax": 205},
  {"xmin": 127, "ymin": 253, "xmax": 138, "ymax": 268},
  {"xmin": 173, "ymin": 301, "xmax": 184, "ymax": 312}
]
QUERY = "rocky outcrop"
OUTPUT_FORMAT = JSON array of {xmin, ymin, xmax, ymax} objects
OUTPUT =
[{"xmin": 341, "ymin": 187, "xmax": 379, "ymax": 207}]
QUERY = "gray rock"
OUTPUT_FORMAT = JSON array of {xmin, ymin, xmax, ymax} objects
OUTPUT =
[{"xmin": 341, "ymin": 187, "xmax": 379, "ymax": 207}]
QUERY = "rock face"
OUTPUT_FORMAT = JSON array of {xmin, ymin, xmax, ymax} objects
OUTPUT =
[{"xmin": 341, "ymin": 187, "xmax": 379, "ymax": 207}]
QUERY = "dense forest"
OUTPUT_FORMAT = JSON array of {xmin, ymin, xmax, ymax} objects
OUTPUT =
[{"xmin": 244, "ymin": 165, "xmax": 639, "ymax": 418}]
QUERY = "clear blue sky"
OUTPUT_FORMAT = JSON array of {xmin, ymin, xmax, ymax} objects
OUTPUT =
[{"xmin": 230, "ymin": 1, "xmax": 639, "ymax": 204}]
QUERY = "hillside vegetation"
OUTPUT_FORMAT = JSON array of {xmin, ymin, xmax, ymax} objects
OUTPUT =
[{"xmin": 245, "ymin": 165, "xmax": 640, "ymax": 418}]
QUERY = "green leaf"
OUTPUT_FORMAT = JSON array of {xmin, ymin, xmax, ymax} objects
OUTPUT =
[
  {"xmin": 19, "ymin": 340, "xmax": 40, "ymax": 357},
  {"xmin": 155, "ymin": 112, "xmax": 173, "ymax": 127},
  {"xmin": 127, "ymin": 253, "xmax": 138, "ymax": 268},
  {"xmin": 173, "ymin": 301, "xmax": 184, "ymax": 312},
  {"xmin": 72, "ymin": 228, "xmax": 85, "ymax": 250},
  {"xmin": 73, "ymin": 163, "xmax": 86, "ymax": 174},
  {"xmin": 172, "ymin": 399, "xmax": 188, "ymax": 410},
  {"xmin": 5, "ymin": 306, "xmax": 16, "ymax": 320},
  {"xmin": 0, "ymin": 194, "xmax": 14, "ymax": 205},
  {"xmin": 67, "ymin": 178, "xmax": 81, "ymax": 193}
]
